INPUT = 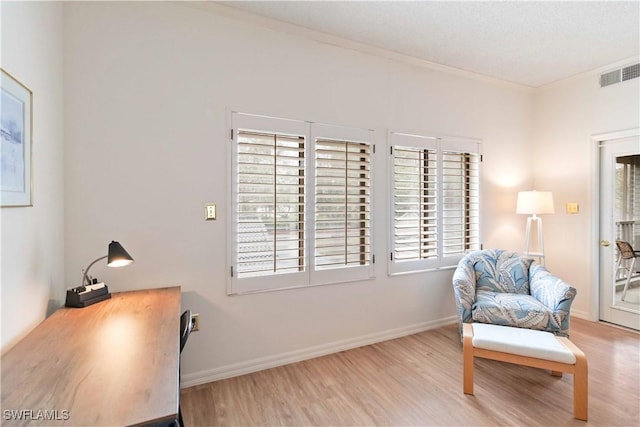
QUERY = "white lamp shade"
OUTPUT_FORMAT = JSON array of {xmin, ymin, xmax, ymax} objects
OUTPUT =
[{"xmin": 516, "ymin": 191, "xmax": 555, "ymax": 215}]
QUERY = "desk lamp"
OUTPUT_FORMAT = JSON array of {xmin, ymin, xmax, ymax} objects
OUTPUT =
[
  {"xmin": 65, "ymin": 241, "xmax": 134, "ymax": 308},
  {"xmin": 516, "ymin": 191, "xmax": 554, "ymax": 266}
]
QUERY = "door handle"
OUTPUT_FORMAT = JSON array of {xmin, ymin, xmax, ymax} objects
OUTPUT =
[{"xmin": 600, "ymin": 240, "xmax": 610, "ymax": 247}]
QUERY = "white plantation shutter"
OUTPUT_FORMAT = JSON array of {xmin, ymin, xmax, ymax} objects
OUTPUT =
[
  {"xmin": 236, "ymin": 131, "xmax": 305, "ymax": 277},
  {"xmin": 230, "ymin": 113, "xmax": 374, "ymax": 294},
  {"xmin": 393, "ymin": 145, "xmax": 438, "ymax": 264},
  {"xmin": 231, "ymin": 113, "xmax": 309, "ymax": 293},
  {"xmin": 314, "ymin": 140, "xmax": 371, "ymax": 267},
  {"xmin": 389, "ymin": 132, "xmax": 481, "ymax": 274},
  {"xmin": 311, "ymin": 124, "xmax": 374, "ymax": 283},
  {"xmin": 441, "ymin": 150, "xmax": 481, "ymax": 260}
]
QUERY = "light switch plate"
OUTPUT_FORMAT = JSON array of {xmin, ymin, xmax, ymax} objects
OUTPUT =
[
  {"xmin": 566, "ymin": 202, "xmax": 579, "ymax": 214},
  {"xmin": 206, "ymin": 204, "xmax": 216, "ymax": 220}
]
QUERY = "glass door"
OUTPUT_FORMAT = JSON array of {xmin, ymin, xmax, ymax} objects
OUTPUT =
[{"xmin": 598, "ymin": 134, "xmax": 640, "ymax": 330}]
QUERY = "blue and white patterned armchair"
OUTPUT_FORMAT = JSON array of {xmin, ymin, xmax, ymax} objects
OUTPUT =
[{"xmin": 452, "ymin": 249, "xmax": 577, "ymax": 337}]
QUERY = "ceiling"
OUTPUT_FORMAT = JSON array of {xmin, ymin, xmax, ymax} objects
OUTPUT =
[{"xmin": 217, "ymin": 1, "xmax": 640, "ymax": 88}]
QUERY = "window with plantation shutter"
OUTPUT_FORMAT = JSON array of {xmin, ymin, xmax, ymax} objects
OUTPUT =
[
  {"xmin": 314, "ymin": 139, "xmax": 371, "ymax": 269},
  {"xmin": 389, "ymin": 132, "xmax": 481, "ymax": 275},
  {"xmin": 442, "ymin": 151, "xmax": 481, "ymax": 257},
  {"xmin": 236, "ymin": 131, "xmax": 305, "ymax": 278},
  {"xmin": 229, "ymin": 113, "xmax": 374, "ymax": 294},
  {"xmin": 311, "ymin": 123, "xmax": 373, "ymax": 284},
  {"xmin": 392, "ymin": 142, "xmax": 438, "ymax": 267}
]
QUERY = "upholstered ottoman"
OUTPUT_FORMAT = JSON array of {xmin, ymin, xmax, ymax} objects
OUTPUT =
[{"xmin": 462, "ymin": 323, "xmax": 588, "ymax": 421}]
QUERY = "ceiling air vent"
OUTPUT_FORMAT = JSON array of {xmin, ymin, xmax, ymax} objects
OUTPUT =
[
  {"xmin": 622, "ymin": 63, "xmax": 640, "ymax": 81},
  {"xmin": 600, "ymin": 63, "xmax": 640, "ymax": 87}
]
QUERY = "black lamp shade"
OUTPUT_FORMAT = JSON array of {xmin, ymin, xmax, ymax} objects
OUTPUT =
[{"xmin": 107, "ymin": 241, "xmax": 134, "ymax": 267}]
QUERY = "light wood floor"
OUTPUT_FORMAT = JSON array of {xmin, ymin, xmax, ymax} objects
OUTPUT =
[{"xmin": 181, "ymin": 318, "xmax": 639, "ymax": 426}]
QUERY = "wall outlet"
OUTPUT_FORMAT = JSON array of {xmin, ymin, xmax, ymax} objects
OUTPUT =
[{"xmin": 191, "ymin": 313, "xmax": 200, "ymax": 332}]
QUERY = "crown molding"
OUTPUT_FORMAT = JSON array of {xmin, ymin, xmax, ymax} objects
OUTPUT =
[{"xmin": 183, "ymin": 1, "xmax": 534, "ymax": 94}]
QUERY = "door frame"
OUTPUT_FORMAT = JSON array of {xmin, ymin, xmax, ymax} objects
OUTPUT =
[{"xmin": 591, "ymin": 128, "xmax": 640, "ymax": 322}]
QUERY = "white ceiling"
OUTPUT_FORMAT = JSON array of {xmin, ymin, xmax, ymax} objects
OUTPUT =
[{"xmin": 217, "ymin": 1, "xmax": 640, "ymax": 87}]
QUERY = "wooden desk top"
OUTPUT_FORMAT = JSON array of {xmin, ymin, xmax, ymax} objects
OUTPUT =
[{"xmin": 1, "ymin": 286, "xmax": 181, "ymax": 426}]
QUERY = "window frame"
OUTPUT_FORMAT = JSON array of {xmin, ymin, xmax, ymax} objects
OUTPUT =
[
  {"xmin": 388, "ymin": 131, "xmax": 482, "ymax": 276},
  {"xmin": 229, "ymin": 113, "xmax": 310, "ymax": 294},
  {"xmin": 228, "ymin": 112, "xmax": 375, "ymax": 295}
]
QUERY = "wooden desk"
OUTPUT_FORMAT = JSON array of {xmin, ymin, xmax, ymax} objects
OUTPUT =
[{"xmin": 1, "ymin": 286, "xmax": 181, "ymax": 426}]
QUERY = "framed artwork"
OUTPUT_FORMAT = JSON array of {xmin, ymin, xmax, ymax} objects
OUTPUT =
[{"xmin": 1, "ymin": 68, "xmax": 32, "ymax": 207}]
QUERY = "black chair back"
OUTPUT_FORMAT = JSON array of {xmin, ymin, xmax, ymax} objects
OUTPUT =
[
  {"xmin": 178, "ymin": 310, "xmax": 193, "ymax": 426},
  {"xmin": 180, "ymin": 310, "xmax": 193, "ymax": 353}
]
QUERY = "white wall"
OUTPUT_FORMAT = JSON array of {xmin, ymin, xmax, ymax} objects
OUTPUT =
[
  {"xmin": 0, "ymin": 1, "xmax": 65, "ymax": 353},
  {"xmin": 533, "ymin": 66, "xmax": 640, "ymax": 319},
  {"xmin": 62, "ymin": 2, "xmax": 533, "ymax": 385}
]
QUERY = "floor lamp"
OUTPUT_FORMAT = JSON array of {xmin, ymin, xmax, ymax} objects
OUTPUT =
[{"xmin": 516, "ymin": 191, "xmax": 554, "ymax": 265}]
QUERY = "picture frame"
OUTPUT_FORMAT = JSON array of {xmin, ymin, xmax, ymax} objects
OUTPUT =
[{"xmin": 1, "ymin": 68, "xmax": 32, "ymax": 207}]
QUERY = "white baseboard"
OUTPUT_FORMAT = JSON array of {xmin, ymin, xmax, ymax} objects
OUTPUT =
[
  {"xmin": 181, "ymin": 315, "xmax": 458, "ymax": 388},
  {"xmin": 571, "ymin": 309, "xmax": 592, "ymax": 321}
]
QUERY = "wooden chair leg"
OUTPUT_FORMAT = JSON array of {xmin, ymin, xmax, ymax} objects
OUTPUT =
[
  {"xmin": 573, "ymin": 352, "xmax": 588, "ymax": 421},
  {"xmin": 462, "ymin": 323, "xmax": 474, "ymax": 395}
]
